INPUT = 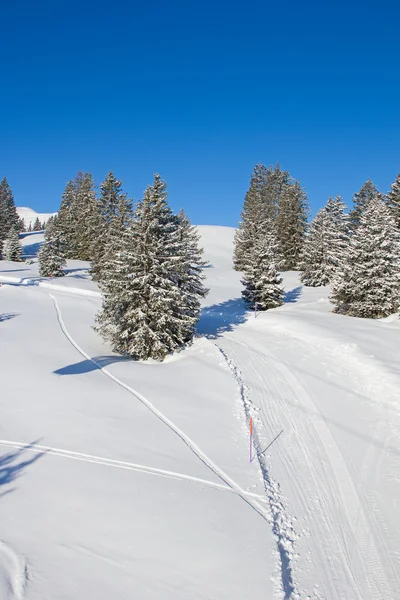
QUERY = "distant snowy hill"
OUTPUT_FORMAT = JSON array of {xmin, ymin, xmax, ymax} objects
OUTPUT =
[{"xmin": 16, "ymin": 206, "xmax": 56, "ymax": 228}]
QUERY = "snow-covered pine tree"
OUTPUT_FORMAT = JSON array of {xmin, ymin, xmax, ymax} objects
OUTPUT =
[
  {"xmin": 0, "ymin": 178, "xmax": 19, "ymax": 244},
  {"xmin": 91, "ymin": 172, "xmax": 132, "ymax": 282},
  {"xmin": 27, "ymin": 222, "xmax": 32, "ymax": 232},
  {"xmin": 330, "ymin": 196, "xmax": 400, "ymax": 318},
  {"xmin": 300, "ymin": 208, "xmax": 329, "ymax": 286},
  {"xmin": 276, "ymin": 181, "xmax": 309, "ymax": 270},
  {"xmin": 32, "ymin": 216, "xmax": 42, "ymax": 231},
  {"xmin": 387, "ymin": 172, "xmax": 400, "ymax": 230},
  {"xmin": 3, "ymin": 227, "xmax": 22, "ymax": 261},
  {"xmin": 173, "ymin": 209, "xmax": 209, "ymax": 340},
  {"xmin": 241, "ymin": 228, "xmax": 284, "ymax": 310},
  {"xmin": 324, "ymin": 195, "xmax": 349, "ymax": 281},
  {"xmin": 96, "ymin": 174, "xmax": 204, "ymax": 360},
  {"xmin": 73, "ymin": 173, "xmax": 101, "ymax": 261},
  {"xmin": 56, "ymin": 179, "xmax": 79, "ymax": 257},
  {"xmin": 38, "ymin": 216, "xmax": 66, "ymax": 277},
  {"xmin": 234, "ymin": 164, "xmax": 288, "ymax": 271},
  {"xmin": 349, "ymin": 179, "xmax": 378, "ymax": 231},
  {"xmin": 18, "ymin": 217, "xmax": 26, "ymax": 233}
]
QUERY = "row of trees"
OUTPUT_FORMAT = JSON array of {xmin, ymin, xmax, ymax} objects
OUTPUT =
[
  {"xmin": 234, "ymin": 165, "xmax": 400, "ymax": 319},
  {"xmin": 39, "ymin": 172, "xmax": 208, "ymax": 360}
]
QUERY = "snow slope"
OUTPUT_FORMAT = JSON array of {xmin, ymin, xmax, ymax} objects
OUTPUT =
[
  {"xmin": 1, "ymin": 227, "xmax": 400, "ymax": 599},
  {"xmin": 16, "ymin": 207, "xmax": 56, "ymax": 228}
]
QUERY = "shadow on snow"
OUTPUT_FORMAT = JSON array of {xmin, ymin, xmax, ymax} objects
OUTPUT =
[
  {"xmin": 197, "ymin": 297, "xmax": 249, "ymax": 339},
  {"xmin": 284, "ymin": 286, "xmax": 302, "ymax": 303},
  {"xmin": 53, "ymin": 355, "xmax": 132, "ymax": 376},
  {"xmin": 0, "ymin": 313, "xmax": 18, "ymax": 323},
  {"xmin": 0, "ymin": 442, "xmax": 45, "ymax": 499}
]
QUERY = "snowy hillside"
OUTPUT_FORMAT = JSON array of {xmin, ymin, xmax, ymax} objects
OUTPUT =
[
  {"xmin": 16, "ymin": 206, "xmax": 56, "ymax": 228},
  {"xmin": 1, "ymin": 228, "xmax": 400, "ymax": 600}
]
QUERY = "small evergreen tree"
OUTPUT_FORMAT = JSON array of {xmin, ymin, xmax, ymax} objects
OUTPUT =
[
  {"xmin": 32, "ymin": 216, "xmax": 42, "ymax": 231},
  {"xmin": 331, "ymin": 196, "xmax": 400, "ymax": 317},
  {"xmin": 387, "ymin": 172, "xmax": 400, "ymax": 230},
  {"xmin": 241, "ymin": 229, "xmax": 284, "ymax": 310},
  {"xmin": 349, "ymin": 180, "xmax": 378, "ymax": 231},
  {"xmin": 17, "ymin": 217, "xmax": 26, "ymax": 233},
  {"xmin": 0, "ymin": 178, "xmax": 19, "ymax": 244},
  {"xmin": 3, "ymin": 228, "xmax": 22, "ymax": 261},
  {"xmin": 27, "ymin": 222, "xmax": 32, "ymax": 232},
  {"xmin": 38, "ymin": 216, "xmax": 66, "ymax": 277},
  {"xmin": 276, "ymin": 181, "xmax": 309, "ymax": 270}
]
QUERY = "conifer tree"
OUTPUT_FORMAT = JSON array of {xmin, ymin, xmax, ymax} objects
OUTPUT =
[
  {"xmin": 91, "ymin": 173, "xmax": 132, "ymax": 282},
  {"xmin": 33, "ymin": 216, "xmax": 42, "ymax": 231},
  {"xmin": 349, "ymin": 180, "xmax": 378, "ymax": 231},
  {"xmin": 241, "ymin": 230, "xmax": 284, "ymax": 310},
  {"xmin": 28, "ymin": 222, "xmax": 32, "ymax": 232},
  {"xmin": 95, "ymin": 175, "xmax": 207, "ymax": 360},
  {"xmin": 234, "ymin": 164, "xmax": 289, "ymax": 271},
  {"xmin": 3, "ymin": 228, "xmax": 22, "ymax": 261},
  {"xmin": 38, "ymin": 216, "xmax": 66, "ymax": 277},
  {"xmin": 56, "ymin": 179, "xmax": 78, "ymax": 257},
  {"xmin": 0, "ymin": 178, "xmax": 19, "ymax": 244},
  {"xmin": 387, "ymin": 172, "xmax": 400, "ymax": 230},
  {"xmin": 276, "ymin": 181, "xmax": 309, "ymax": 270},
  {"xmin": 324, "ymin": 195, "xmax": 349, "ymax": 281},
  {"xmin": 73, "ymin": 173, "xmax": 101, "ymax": 260},
  {"xmin": 331, "ymin": 196, "xmax": 400, "ymax": 317},
  {"xmin": 300, "ymin": 208, "xmax": 329, "ymax": 286}
]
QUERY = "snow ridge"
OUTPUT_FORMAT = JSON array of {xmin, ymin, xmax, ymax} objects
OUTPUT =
[
  {"xmin": 214, "ymin": 344, "xmax": 299, "ymax": 600},
  {"xmin": 0, "ymin": 541, "xmax": 28, "ymax": 600}
]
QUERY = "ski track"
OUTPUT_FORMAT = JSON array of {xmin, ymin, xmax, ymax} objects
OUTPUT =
[
  {"xmin": 0, "ymin": 541, "xmax": 28, "ymax": 600},
  {"xmin": 47, "ymin": 292, "xmax": 271, "ymax": 524},
  {"xmin": 217, "ymin": 333, "xmax": 396, "ymax": 600},
  {"xmin": 0, "ymin": 440, "xmax": 268, "ymax": 503}
]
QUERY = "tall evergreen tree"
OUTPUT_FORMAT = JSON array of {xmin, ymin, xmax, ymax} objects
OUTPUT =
[
  {"xmin": 349, "ymin": 180, "xmax": 379, "ymax": 231},
  {"xmin": 56, "ymin": 179, "xmax": 79, "ymax": 257},
  {"xmin": 300, "ymin": 208, "xmax": 329, "ymax": 286},
  {"xmin": 38, "ymin": 216, "xmax": 66, "ymax": 277},
  {"xmin": 95, "ymin": 175, "xmax": 207, "ymax": 360},
  {"xmin": 331, "ymin": 196, "xmax": 400, "ymax": 317},
  {"xmin": 241, "ymin": 229, "xmax": 284, "ymax": 310},
  {"xmin": 387, "ymin": 172, "xmax": 400, "ymax": 230},
  {"xmin": 0, "ymin": 178, "xmax": 19, "ymax": 244},
  {"xmin": 73, "ymin": 173, "xmax": 101, "ymax": 261},
  {"xmin": 276, "ymin": 181, "xmax": 309, "ymax": 270},
  {"xmin": 3, "ymin": 228, "xmax": 22, "ymax": 261},
  {"xmin": 234, "ymin": 164, "xmax": 289, "ymax": 271},
  {"xmin": 91, "ymin": 173, "xmax": 132, "ymax": 281}
]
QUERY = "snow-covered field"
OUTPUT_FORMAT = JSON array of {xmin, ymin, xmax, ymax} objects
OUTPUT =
[{"xmin": 1, "ymin": 228, "xmax": 399, "ymax": 599}]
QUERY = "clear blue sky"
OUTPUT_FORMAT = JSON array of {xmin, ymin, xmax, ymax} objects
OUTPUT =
[{"xmin": 1, "ymin": 0, "xmax": 399, "ymax": 225}]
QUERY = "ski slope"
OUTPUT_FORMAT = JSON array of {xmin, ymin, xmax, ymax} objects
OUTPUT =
[{"xmin": 1, "ymin": 228, "xmax": 400, "ymax": 599}]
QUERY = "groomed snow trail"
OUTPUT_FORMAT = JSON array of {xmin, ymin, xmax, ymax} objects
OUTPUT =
[
  {"xmin": 0, "ymin": 440, "xmax": 268, "ymax": 503},
  {"xmin": 48, "ymin": 293, "xmax": 270, "ymax": 524},
  {"xmin": 216, "ymin": 331, "xmax": 396, "ymax": 600}
]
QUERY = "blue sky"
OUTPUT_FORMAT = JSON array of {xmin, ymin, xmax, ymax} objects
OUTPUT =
[{"xmin": 1, "ymin": 0, "xmax": 399, "ymax": 226}]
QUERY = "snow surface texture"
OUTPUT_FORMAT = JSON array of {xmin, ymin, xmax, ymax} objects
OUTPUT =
[
  {"xmin": 16, "ymin": 207, "xmax": 56, "ymax": 229},
  {"xmin": 1, "ymin": 228, "xmax": 400, "ymax": 599}
]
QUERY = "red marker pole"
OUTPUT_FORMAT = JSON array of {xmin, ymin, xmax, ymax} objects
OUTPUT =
[{"xmin": 250, "ymin": 417, "xmax": 253, "ymax": 463}]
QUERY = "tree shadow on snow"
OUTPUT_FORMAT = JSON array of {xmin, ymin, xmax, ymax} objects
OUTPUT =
[
  {"xmin": 197, "ymin": 297, "xmax": 249, "ymax": 339},
  {"xmin": 22, "ymin": 241, "xmax": 43, "ymax": 258},
  {"xmin": 284, "ymin": 286, "xmax": 302, "ymax": 303},
  {"xmin": 53, "ymin": 355, "xmax": 132, "ymax": 376},
  {"xmin": 0, "ymin": 312, "xmax": 18, "ymax": 323},
  {"xmin": 0, "ymin": 268, "xmax": 28, "ymax": 273},
  {"xmin": 0, "ymin": 442, "xmax": 45, "ymax": 499}
]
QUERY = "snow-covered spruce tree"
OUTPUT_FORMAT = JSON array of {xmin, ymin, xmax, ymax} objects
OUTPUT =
[
  {"xmin": 56, "ymin": 178, "xmax": 79, "ymax": 257},
  {"xmin": 0, "ymin": 177, "xmax": 19, "ymax": 244},
  {"xmin": 3, "ymin": 227, "xmax": 22, "ymax": 261},
  {"xmin": 173, "ymin": 209, "xmax": 209, "ymax": 338},
  {"xmin": 18, "ymin": 217, "xmax": 26, "ymax": 233},
  {"xmin": 91, "ymin": 172, "xmax": 132, "ymax": 282},
  {"xmin": 331, "ymin": 196, "xmax": 400, "ymax": 318},
  {"xmin": 276, "ymin": 181, "xmax": 309, "ymax": 270},
  {"xmin": 32, "ymin": 216, "xmax": 42, "ymax": 231},
  {"xmin": 387, "ymin": 172, "xmax": 400, "ymax": 230},
  {"xmin": 95, "ymin": 174, "xmax": 207, "ymax": 360},
  {"xmin": 241, "ymin": 228, "xmax": 284, "ymax": 310},
  {"xmin": 72, "ymin": 173, "xmax": 101, "ymax": 261},
  {"xmin": 349, "ymin": 179, "xmax": 378, "ymax": 231},
  {"xmin": 234, "ymin": 164, "xmax": 289, "ymax": 271},
  {"xmin": 323, "ymin": 195, "xmax": 349, "ymax": 281},
  {"xmin": 300, "ymin": 208, "xmax": 329, "ymax": 286},
  {"xmin": 38, "ymin": 216, "xmax": 66, "ymax": 277}
]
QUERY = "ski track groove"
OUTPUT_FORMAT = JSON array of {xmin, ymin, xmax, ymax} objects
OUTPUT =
[
  {"xmin": 47, "ymin": 292, "xmax": 271, "ymax": 524},
  {"xmin": 220, "ymin": 333, "xmax": 395, "ymax": 600},
  {"xmin": 0, "ymin": 440, "xmax": 268, "ymax": 503}
]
